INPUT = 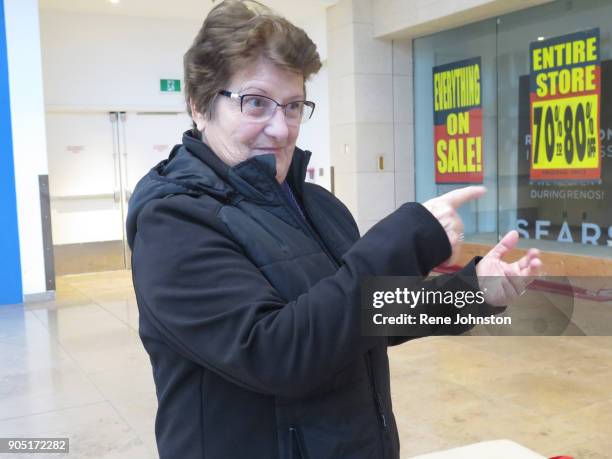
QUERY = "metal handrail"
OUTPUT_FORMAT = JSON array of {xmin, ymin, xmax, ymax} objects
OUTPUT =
[{"xmin": 50, "ymin": 193, "xmax": 115, "ymax": 201}]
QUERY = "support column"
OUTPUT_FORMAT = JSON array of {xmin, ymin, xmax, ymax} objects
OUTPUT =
[
  {"xmin": 3, "ymin": 0, "xmax": 51, "ymax": 303},
  {"xmin": 327, "ymin": 0, "xmax": 414, "ymax": 234}
]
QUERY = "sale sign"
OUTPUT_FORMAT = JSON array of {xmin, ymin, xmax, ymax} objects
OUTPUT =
[
  {"xmin": 529, "ymin": 29, "xmax": 601, "ymax": 182},
  {"xmin": 433, "ymin": 57, "xmax": 483, "ymax": 184}
]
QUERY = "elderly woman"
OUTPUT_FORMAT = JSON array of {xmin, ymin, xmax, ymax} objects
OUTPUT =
[{"xmin": 126, "ymin": 1, "xmax": 540, "ymax": 458}]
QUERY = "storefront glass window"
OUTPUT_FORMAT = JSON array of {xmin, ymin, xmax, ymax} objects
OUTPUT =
[
  {"xmin": 414, "ymin": 19, "xmax": 497, "ymax": 244},
  {"xmin": 414, "ymin": 0, "xmax": 612, "ymax": 257}
]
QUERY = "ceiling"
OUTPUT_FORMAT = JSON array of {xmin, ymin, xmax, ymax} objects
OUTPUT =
[{"xmin": 38, "ymin": 0, "xmax": 338, "ymax": 23}]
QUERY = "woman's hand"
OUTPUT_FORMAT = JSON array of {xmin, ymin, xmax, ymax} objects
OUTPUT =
[
  {"xmin": 476, "ymin": 230, "xmax": 542, "ymax": 306},
  {"xmin": 423, "ymin": 186, "xmax": 486, "ymax": 265}
]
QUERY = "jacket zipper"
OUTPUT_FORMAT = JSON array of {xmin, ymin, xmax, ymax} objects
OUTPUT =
[
  {"xmin": 364, "ymin": 352, "xmax": 387, "ymax": 458},
  {"xmin": 289, "ymin": 427, "xmax": 307, "ymax": 459},
  {"xmin": 376, "ymin": 392, "xmax": 388, "ymax": 428},
  {"xmin": 281, "ymin": 181, "xmax": 388, "ymax": 444},
  {"xmin": 365, "ymin": 353, "xmax": 387, "ymax": 429}
]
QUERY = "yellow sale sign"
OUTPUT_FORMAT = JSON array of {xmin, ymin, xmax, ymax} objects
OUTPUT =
[
  {"xmin": 531, "ymin": 95, "xmax": 599, "ymax": 170},
  {"xmin": 529, "ymin": 29, "xmax": 601, "ymax": 182}
]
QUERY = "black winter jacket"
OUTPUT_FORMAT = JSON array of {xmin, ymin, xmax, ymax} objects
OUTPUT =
[{"xmin": 127, "ymin": 130, "xmax": 484, "ymax": 459}]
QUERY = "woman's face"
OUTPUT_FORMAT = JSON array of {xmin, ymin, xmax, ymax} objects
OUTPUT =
[{"xmin": 197, "ymin": 58, "xmax": 304, "ymax": 184}]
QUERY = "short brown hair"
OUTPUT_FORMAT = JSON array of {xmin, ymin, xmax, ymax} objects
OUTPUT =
[{"xmin": 184, "ymin": 0, "xmax": 322, "ymax": 120}]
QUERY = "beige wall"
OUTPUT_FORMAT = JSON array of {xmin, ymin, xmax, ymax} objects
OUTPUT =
[
  {"xmin": 372, "ymin": 0, "xmax": 554, "ymax": 39},
  {"xmin": 328, "ymin": 0, "xmax": 408, "ymax": 233}
]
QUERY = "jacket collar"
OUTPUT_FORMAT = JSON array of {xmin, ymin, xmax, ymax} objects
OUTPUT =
[{"xmin": 182, "ymin": 129, "xmax": 311, "ymax": 203}]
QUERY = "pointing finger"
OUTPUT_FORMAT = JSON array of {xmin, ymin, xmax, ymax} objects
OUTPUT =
[
  {"xmin": 518, "ymin": 254, "xmax": 530, "ymax": 271},
  {"xmin": 487, "ymin": 230, "xmax": 519, "ymax": 260},
  {"xmin": 527, "ymin": 258, "xmax": 542, "ymax": 276},
  {"xmin": 442, "ymin": 186, "xmax": 487, "ymax": 209},
  {"xmin": 518, "ymin": 249, "xmax": 541, "ymax": 270},
  {"xmin": 519, "ymin": 249, "xmax": 538, "ymax": 268}
]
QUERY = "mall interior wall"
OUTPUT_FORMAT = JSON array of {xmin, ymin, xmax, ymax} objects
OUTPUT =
[
  {"xmin": 40, "ymin": 11, "xmax": 200, "ymax": 111},
  {"xmin": 372, "ymin": 0, "xmax": 554, "ymax": 39},
  {"xmin": 39, "ymin": 9, "xmax": 331, "ymax": 188}
]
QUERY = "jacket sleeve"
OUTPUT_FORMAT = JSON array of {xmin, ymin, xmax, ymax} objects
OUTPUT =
[
  {"xmin": 386, "ymin": 257, "xmax": 506, "ymax": 346},
  {"xmin": 132, "ymin": 195, "xmax": 451, "ymax": 398}
]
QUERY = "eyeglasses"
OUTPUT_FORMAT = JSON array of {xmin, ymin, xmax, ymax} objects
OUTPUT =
[{"xmin": 218, "ymin": 90, "xmax": 315, "ymax": 125}]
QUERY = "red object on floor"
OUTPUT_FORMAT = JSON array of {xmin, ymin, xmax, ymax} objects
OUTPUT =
[{"xmin": 549, "ymin": 456, "xmax": 573, "ymax": 459}]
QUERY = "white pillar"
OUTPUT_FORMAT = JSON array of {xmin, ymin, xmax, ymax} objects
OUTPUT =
[
  {"xmin": 5, "ymin": 0, "xmax": 50, "ymax": 300},
  {"xmin": 327, "ymin": 0, "xmax": 414, "ymax": 234}
]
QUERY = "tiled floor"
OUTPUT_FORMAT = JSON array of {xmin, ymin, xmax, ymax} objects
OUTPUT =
[
  {"xmin": 0, "ymin": 270, "xmax": 610, "ymax": 458},
  {"xmin": 0, "ymin": 271, "xmax": 156, "ymax": 459}
]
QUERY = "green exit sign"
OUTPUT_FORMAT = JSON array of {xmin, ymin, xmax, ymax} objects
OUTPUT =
[{"xmin": 160, "ymin": 79, "xmax": 181, "ymax": 93}]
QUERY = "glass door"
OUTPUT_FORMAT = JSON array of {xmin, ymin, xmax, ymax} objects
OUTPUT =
[
  {"xmin": 46, "ymin": 110, "xmax": 191, "ymax": 274},
  {"xmin": 46, "ymin": 111, "xmax": 126, "ymax": 275}
]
